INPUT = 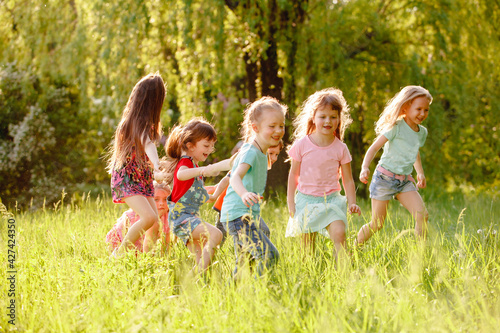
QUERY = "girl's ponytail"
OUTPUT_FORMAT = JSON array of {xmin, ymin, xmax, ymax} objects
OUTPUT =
[{"xmin": 161, "ymin": 125, "xmax": 184, "ymax": 184}]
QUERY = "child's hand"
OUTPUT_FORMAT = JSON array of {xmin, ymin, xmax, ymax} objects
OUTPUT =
[
  {"xmin": 349, "ymin": 203, "xmax": 361, "ymax": 216},
  {"xmin": 359, "ymin": 168, "xmax": 370, "ymax": 184},
  {"xmin": 241, "ymin": 191, "xmax": 260, "ymax": 207},
  {"xmin": 154, "ymin": 170, "xmax": 167, "ymax": 182},
  {"xmin": 205, "ymin": 185, "xmax": 216, "ymax": 194},
  {"xmin": 416, "ymin": 174, "xmax": 426, "ymax": 188},
  {"xmin": 287, "ymin": 200, "xmax": 296, "ymax": 218},
  {"xmin": 202, "ymin": 164, "xmax": 220, "ymax": 178}
]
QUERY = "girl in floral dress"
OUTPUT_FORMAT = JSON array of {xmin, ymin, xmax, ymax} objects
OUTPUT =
[{"xmin": 107, "ymin": 73, "xmax": 167, "ymax": 255}]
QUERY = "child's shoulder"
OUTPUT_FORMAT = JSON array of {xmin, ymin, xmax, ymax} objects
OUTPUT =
[
  {"xmin": 178, "ymin": 156, "xmax": 195, "ymax": 167},
  {"xmin": 418, "ymin": 124, "xmax": 428, "ymax": 134},
  {"xmin": 291, "ymin": 135, "xmax": 310, "ymax": 148}
]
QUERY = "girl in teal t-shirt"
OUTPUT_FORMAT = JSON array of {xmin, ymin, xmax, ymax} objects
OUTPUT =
[
  {"xmin": 357, "ymin": 86, "xmax": 433, "ymax": 246},
  {"xmin": 220, "ymin": 96, "xmax": 287, "ymax": 277}
]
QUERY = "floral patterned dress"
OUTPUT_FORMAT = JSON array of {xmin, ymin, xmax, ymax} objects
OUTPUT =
[{"xmin": 111, "ymin": 147, "xmax": 154, "ymax": 203}]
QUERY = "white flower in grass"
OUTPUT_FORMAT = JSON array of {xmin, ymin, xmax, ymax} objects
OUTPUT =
[{"xmin": 477, "ymin": 229, "xmax": 483, "ymax": 234}]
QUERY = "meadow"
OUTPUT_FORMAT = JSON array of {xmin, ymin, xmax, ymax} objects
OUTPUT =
[{"xmin": 0, "ymin": 189, "xmax": 499, "ymax": 332}]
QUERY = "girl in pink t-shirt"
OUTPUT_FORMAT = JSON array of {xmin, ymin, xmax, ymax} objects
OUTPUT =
[{"xmin": 286, "ymin": 88, "xmax": 361, "ymax": 257}]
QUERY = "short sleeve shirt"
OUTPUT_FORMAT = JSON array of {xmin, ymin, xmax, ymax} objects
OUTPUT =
[
  {"xmin": 220, "ymin": 143, "xmax": 268, "ymax": 222},
  {"xmin": 378, "ymin": 119, "xmax": 428, "ymax": 175},
  {"xmin": 288, "ymin": 136, "xmax": 352, "ymax": 197},
  {"xmin": 170, "ymin": 158, "xmax": 197, "ymax": 203}
]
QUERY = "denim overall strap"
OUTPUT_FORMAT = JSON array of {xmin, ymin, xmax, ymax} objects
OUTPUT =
[{"xmin": 169, "ymin": 156, "xmax": 209, "ymax": 219}]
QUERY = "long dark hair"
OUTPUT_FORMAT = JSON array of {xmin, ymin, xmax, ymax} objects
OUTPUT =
[{"xmin": 107, "ymin": 73, "xmax": 166, "ymax": 171}]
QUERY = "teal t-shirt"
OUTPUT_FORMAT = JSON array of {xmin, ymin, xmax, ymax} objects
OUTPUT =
[
  {"xmin": 378, "ymin": 119, "xmax": 427, "ymax": 175},
  {"xmin": 220, "ymin": 143, "xmax": 268, "ymax": 222}
]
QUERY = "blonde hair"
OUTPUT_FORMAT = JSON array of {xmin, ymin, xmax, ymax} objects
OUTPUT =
[
  {"xmin": 375, "ymin": 85, "xmax": 432, "ymax": 137},
  {"xmin": 161, "ymin": 118, "xmax": 217, "ymax": 184},
  {"xmin": 154, "ymin": 181, "xmax": 171, "ymax": 195},
  {"xmin": 241, "ymin": 96, "xmax": 288, "ymax": 142},
  {"xmin": 107, "ymin": 73, "xmax": 165, "ymax": 172},
  {"xmin": 292, "ymin": 87, "xmax": 352, "ymax": 142}
]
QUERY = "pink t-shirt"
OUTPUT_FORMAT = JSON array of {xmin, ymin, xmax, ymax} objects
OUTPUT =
[{"xmin": 289, "ymin": 136, "xmax": 352, "ymax": 196}]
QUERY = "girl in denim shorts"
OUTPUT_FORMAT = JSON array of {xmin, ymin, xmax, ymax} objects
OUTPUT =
[{"xmin": 357, "ymin": 86, "xmax": 433, "ymax": 245}]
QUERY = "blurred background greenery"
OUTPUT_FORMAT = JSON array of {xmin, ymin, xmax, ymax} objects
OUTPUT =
[{"xmin": 0, "ymin": 0, "xmax": 498, "ymax": 208}]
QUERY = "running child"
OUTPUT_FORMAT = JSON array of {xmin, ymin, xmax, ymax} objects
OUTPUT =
[
  {"xmin": 106, "ymin": 182, "xmax": 172, "ymax": 253},
  {"xmin": 220, "ymin": 97, "xmax": 287, "ymax": 277},
  {"xmin": 286, "ymin": 88, "xmax": 361, "ymax": 258},
  {"xmin": 213, "ymin": 140, "xmax": 284, "ymax": 247},
  {"xmin": 107, "ymin": 73, "xmax": 167, "ymax": 256},
  {"xmin": 163, "ymin": 118, "xmax": 231, "ymax": 272},
  {"xmin": 357, "ymin": 85, "xmax": 432, "ymax": 245}
]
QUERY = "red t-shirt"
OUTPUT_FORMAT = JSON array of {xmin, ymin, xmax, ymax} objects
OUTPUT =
[{"xmin": 170, "ymin": 158, "xmax": 198, "ymax": 202}]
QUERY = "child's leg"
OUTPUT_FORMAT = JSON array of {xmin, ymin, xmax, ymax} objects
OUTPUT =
[
  {"xmin": 301, "ymin": 232, "xmax": 317, "ymax": 253},
  {"xmin": 118, "ymin": 196, "xmax": 158, "ymax": 254},
  {"xmin": 259, "ymin": 219, "xmax": 271, "ymax": 238},
  {"xmin": 356, "ymin": 199, "xmax": 389, "ymax": 245},
  {"xmin": 188, "ymin": 222, "xmax": 223, "ymax": 272},
  {"xmin": 229, "ymin": 217, "xmax": 279, "ymax": 277},
  {"xmin": 186, "ymin": 239, "xmax": 203, "ymax": 266},
  {"xmin": 215, "ymin": 212, "xmax": 227, "ymax": 247},
  {"xmin": 396, "ymin": 191, "xmax": 429, "ymax": 238},
  {"xmin": 326, "ymin": 220, "xmax": 346, "ymax": 259},
  {"xmin": 143, "ymin": 220, "xmax": 159, "ymax": 253}
]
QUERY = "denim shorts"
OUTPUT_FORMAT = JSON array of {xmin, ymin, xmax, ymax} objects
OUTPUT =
[
  {"xmin": 227, "ymin": 214, "xmax": 279, "ymax": 276},
  {"xmin": 369, "ymin": 169, "xmax": 417, "ymax": 201}
]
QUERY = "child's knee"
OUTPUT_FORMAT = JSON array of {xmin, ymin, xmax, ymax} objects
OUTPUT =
[
  {"xmin": 211, "ymin": 227, "xmax": 223, "ymax": 245},
  {"xmin": 142, "ymin": 214, "xmax": 159, "ymax": 229}
]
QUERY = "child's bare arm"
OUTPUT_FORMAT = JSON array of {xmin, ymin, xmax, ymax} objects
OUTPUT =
[
  {"xmin": 207, "ymin": 174, "xmax": 230, "ymax": 202},
  {"xmin": 144, "ymin": 137, "xmax": 167, "ymax": 182},
  {"xmin": 341, "ymin": 162, "xmax": 361, "ymax": 215},
  {"xmin": 199, "ymin": 158, "xmax": 232, "ymax": 178},
  {"xmin": 230, "ymin": 163, "xmax": 260, "ymax": 207},
  {"xmin": 360, "ymin": 135, "xmax": 388, "ymax": 183},
  {"xmin": 287, "ymin": 160, "xmax": 300, "ymax": 218},
  {"xmin": 176, "ymin": 165, "xmax": 206, "ymax": 181},
  {"xmin": 413, "ymin": 151, "xmax": 426, "ymax": 188},
  {"xmin": 144, "ymin": 137, "xmax": 160, "ymax": 170}
]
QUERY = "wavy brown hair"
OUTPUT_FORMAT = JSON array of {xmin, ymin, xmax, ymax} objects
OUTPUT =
[
  {"xmin": 161, "ymin": 118, "xmax": 217, "ymax": 184},
  {"xmin": 107, "ymin": 73, "xmax": 166, "ymax": 172},
  {"xmin": 292, "ymin": 87, "xmax": 352, "ymax": 142}
]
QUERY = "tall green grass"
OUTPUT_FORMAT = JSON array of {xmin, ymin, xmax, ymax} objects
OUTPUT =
[{"xmin": 1, "ymin": 190, "xmax": 499, "ymax": 332}]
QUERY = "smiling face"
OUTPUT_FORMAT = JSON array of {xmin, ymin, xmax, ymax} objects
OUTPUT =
[
  {"xmin": 154, "ymin": 189, "xmax": 170, "ymax": 217},
  {"xmin": 187, "ymin": 137, "xmax": 216, "ymax": 164},
  {"xmin": 253, "ymin": 108, "xmax": 285, "ymax": 151},
  {"xmin": 268, "ymin": 145, "xmax": 281, "ymax": 166},
  {"xmin": 403, "ymin": 96, "xmax": 430, "ymax": 131},
  {"xmin": 312, "ymin": 105, "xmax": 340, "ymax": 137}
]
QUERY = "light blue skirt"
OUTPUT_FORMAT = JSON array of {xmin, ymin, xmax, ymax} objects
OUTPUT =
[{"xmin": 286, "ymin": 190, "xmax": 347, "ymax": 238}]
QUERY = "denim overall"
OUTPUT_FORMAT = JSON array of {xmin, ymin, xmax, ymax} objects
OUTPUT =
[{"xmin": 169, "ymin": 156, "xmax": 209, "ymax": 244}]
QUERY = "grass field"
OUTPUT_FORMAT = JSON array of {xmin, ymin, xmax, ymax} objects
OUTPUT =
[{"xmin": 1, "ymin": 190, "xmax": 499, "ymax": 332}]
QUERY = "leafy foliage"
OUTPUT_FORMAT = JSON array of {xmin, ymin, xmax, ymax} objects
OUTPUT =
[{"xmin": 0, "ymin": 0, "xmax": 498, "ymax": 206}]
